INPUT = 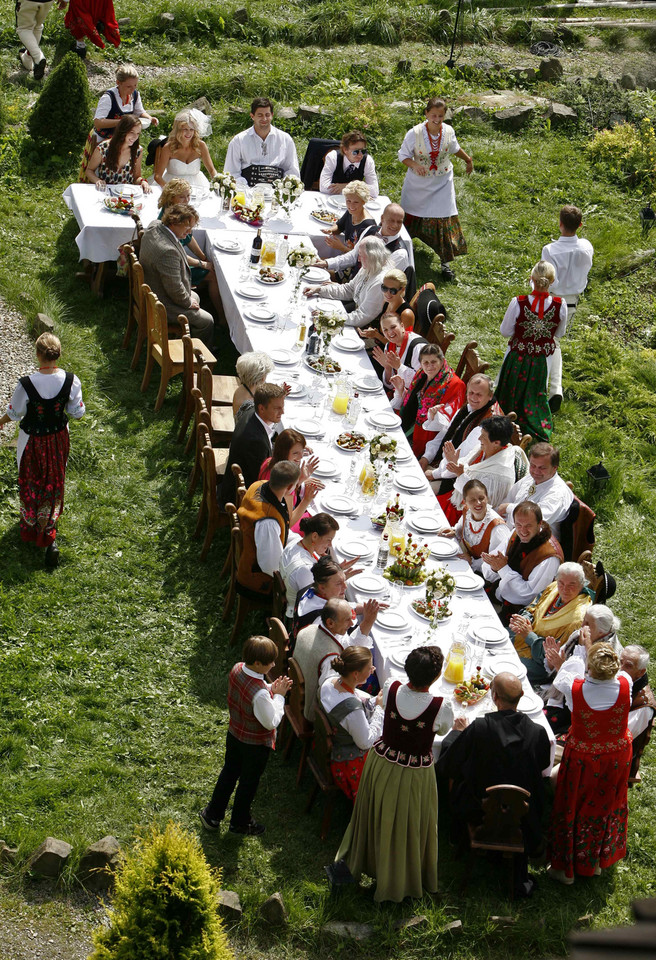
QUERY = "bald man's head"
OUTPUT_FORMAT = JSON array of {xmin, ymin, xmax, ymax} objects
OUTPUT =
[{"xmin": 492, "ymin": 672, "xmax": 523, "ymax": 709}]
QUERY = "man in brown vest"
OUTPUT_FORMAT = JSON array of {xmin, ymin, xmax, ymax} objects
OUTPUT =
[
  {"xmin": 620, "ymin": 645, "xmax": 655, "ymax": 779},
  {"xmin": 482, "ymin": 500, "xmax": 563, "ymax": 622}
]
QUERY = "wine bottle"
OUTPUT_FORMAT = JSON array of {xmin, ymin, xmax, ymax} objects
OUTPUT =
[
  {"xmin": 375, "ymin": 534, "xmax": 390, "ymax": 571},
  {"xmin": 250, "ymin": 228, "xmax": 263, "ymax": 265}
]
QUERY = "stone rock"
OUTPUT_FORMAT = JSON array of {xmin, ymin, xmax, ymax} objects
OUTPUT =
[
  {"xmin": 394, "ymin": 914, "xmax": 429, "ymax": 931},
  {"xmin": 474, "ymin": 59, "xmax": 498, "ymax": 74},
  {"xmin": 322, "ymin": 921, "xmax": 374, "ymax": 940},
  {"xmin": 0, "ymin": 842, "xmax": 18, "ymax": 864},
  {"xmin": 259, "ymin": 892, "xmax": 287, "ymax": 926},
  {"xmin": 276, "ymin": 106, "xmax": 297, "ymax": 121},
  {"xmin": 546, "ymin": 102, "xmax": 578, "ymax": 127},
  {"xmin": 298, "ymin": 104, "xmax": 331, "ymax": 121},
  {"xmin": 216, "ymin": 889, "xmax": 242, "ymax": 923},
  {"xmin": 78, "ymin": 836, "xmax": 120, "ymax": 893},
  {"xmin": 444, "ymin": 107, "xmax": 453, "ymax": 122},
  {"xmin": 117, "ymin": 17, "xmax": 130, "ymax": 26},
  {"xmin": 576, "ymin": 913, "xmax": 594, "ymax": 929},
  {"xmin": 188, "ymin": 96, "xmax": 212, "ymax": 116},
  {"xmin": 233, "ymin": 7, "xmax": 249, "ymax": 23},
  {"xmin": 33, "ymin": 313, "xmax": 54, "ymax": 336},
  {"xmin": 444, "ymin": 919, "xmax": 463, "ymax": 936},
  {"xmin": 228, "ymin": 105, "xmax": 248, "ymax": 116},
  {"xmin": 453, "ymin": 105, "xmax": 488, "ymax": 121},
  {"xmin": 608, "ymin": 112, "xmax": 627, "ymax": 128},
  {"xmin": 509, "ymin": 66, "xmax": 538, "ymax": 84},
  {"xmin": 28, "ymin": 837, "xmax": 72, "ymax": 878},
  {"xmin": 390, "ymin": 101, "xmax": 412, "ymax": 109},
  {"xmin": 620, "ymin": 73, "xmax": 636, "ymax": 90},
  {"xmin": 160, "ymin": 12, "xmax": 175, "ymax": 23},
  {"xmin": 396, "ymin": 59, "xmax": 412, "ymax": 74},
  {"xmin": 556, "ymin": 25, "xmax": 578, "ymax": 45},
  {"xmin": 493, "ymin": 104, "xmax": 535, "ymax": 131},
  {"xmin": 438, "ymin": 9, "xmax": 452, "ymax": 24},
  {"xmin": 536, "ymin": 28, "xmax": 556, "ymax": 43},
  {"xmin": 539, "ymin": 58, "xmax": 563, "ymax": 81},
  {"xmin": 489, "ymin": 915, "xmax": 516, "ymax": 928}
]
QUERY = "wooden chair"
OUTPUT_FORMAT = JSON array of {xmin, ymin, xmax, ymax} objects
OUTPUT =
[
  {"xmin": 455, "ymin": 341, "xmax": 490, "ymax": 384},
  {"xmin": 271, "ymin": 571, "xmax": 286, "ymax": 623},
  {"xmin": 426, "ymin": 315, "xmax": 454, "ymax": 354},
  {"xmin": 519, "ymin": 433, "xmax": 533, "ymax": 452},
  {"xmin": 183, "ymin": 365, "xmax": 234, "ymax": 453},
  {"xmin": 306, "ymin": 702, "xmax": 340, "ymax": 839},
  {"xmin": 140, "ymin": 291, "xmax": 216, "ymax": 412},
  {"xmin": 505, "ymin": 411, "xmax": 523, "ymax": 447},
  {"xmin": 231, "ymin": 463, "xmax": 247, "ymax": 508},
  {"xmin": 578, "ymin": 550, "xmax": 603, "ymax": 596},
  {"xmin": 409, "ymin": 280, "xmax": 435, "ymax": 314},
  {"xmin": 222, "ymin": 504, "xmax": 271, "ymax": 646},
  {"xmin": 178, "ymin": 336, "xmax": 203, "ymax": 443},
  {"xmin": 467, "ymin": 784, "xmax": 530, "ymax": 901},
  {"xmin": 121, "ymin": 245, "xmax": 141, "ymax": 354},
  {"xmin": 282, "ymin": 657, "xmax": 314, "ymax": 786},
  {"xmin": 192, "ymin": 423, "xmax": 229, "ymax": 560},
  {"xmin": 266, "ymin": 616, "xmax": 290, "ymax": 682},
  {"xmin": 127, "ymin": 266, "xmax": 150, "ymax": 371},
  {"xmin": 187, "ymin": 389, "xmax": 213, "ymax": 495}
]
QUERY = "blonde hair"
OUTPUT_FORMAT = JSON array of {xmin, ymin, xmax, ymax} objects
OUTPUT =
[
  {"xmin": 531, "ymin": 259, "xmax": 556, "ymax": 292},
  {"xmin": 115, "ymin": 64, "xmax": 139, "ymax": 84},
  {"xmin": 343, "ymin": 180, "xmax": 371, "ymax": 205},
  {"xmin": 587, "ymin": 642, "xmax": 620, "ymax": 681},
  {"xmin": 383, "ymin": 268, "xmax": 407, "ymax": 289},
  {"xmin": 168, "ymin": 111, "xmax": 203, "ymax": 154},
  {"xmin": 35, "ymin": 333, "xmax": 61, "ymax": 361},
  {"xmin": 158, "ymin": 178, "xmax": 191, "ymax": 210},
  {"xmin": 236, "ymin": 351, "xmax": 274, "ymax": 390}
]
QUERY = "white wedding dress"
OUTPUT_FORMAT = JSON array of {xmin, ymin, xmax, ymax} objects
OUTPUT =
[{"xmin": 161, "ymin": 157, "xmax": 210, "ymax": 189}]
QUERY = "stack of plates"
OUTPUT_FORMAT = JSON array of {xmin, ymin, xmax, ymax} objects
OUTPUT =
[
  {"xmin": 270, "ymin": 349, "xmax": 297, "ymax": 366},
  {"xmin": 353, "ymin": 375, "xmax": 382, "ymax": 393},
  {"xmin": 282, "ymin": 381, "xmax": 305, "ymax": 398},
  {"xmin": 244, "ymin": 304, "xmax": 276, "ymax": 323},
  {"xmin": 338, "ymin": 539, "xmax": 374, "ymax": 561},
  {"xmin": 312, "ymin": 459, "xmax": 339, "ymax": 478},
  {"xmin": 429, "ymin": 537, "xmax": 459, "ymax": 559},
  {"xmin": 236, "ymin": 283, "xmax": 266, "ymax": 300},
  {"xmin": 293, "ymin": 419, "xmax": 323, "ymax": 438},
  {"xmin": 395, "ymin": 472, "xmax": 427, "ymax": 493},
  {"xmin": 395, "ymin": 448, "xmax": 412, "ymax": 463},
  {"xmin": 349, "ymin": 572, "xmax": 387, "ymax": 595},
  {"xmin": 469, "ymin": 621, "xmax": 508, "ymax": 649},
  {"xmin": 517, "ymin": 689, "xmax": 544, "ymax": 715},
  {"xmin": 214, "ymin": 236, "xmax": 243, "ymax": 254},
  {"xmin": 321, "ymin": 494, "xmax": 359, "ymax": 516},
  {"xmin": 454, "ymin": 570, "xmax": 485, "ymax": 592},
  {"xmin": 376, "ymin": 610, "xmax": 408, "ymax": 631},
  {"xmin": 366, "ymin": 410, "xmax": 401, "ymax": 431},
  {"xmin": 328, "ymin": 196, "xmax": 347, "ymax": 209},
  {"xmin": 388, "ymin": 650, "xmax": 409, "ymax": 670},
  {"xmin": 304, "ymin": 266, "xmax": 330, "ymax": 283},
  {"xmin": 333, "ymin": 334, "xmax": 365, "ymax": 353},
  {"xmin": 486, "ymin": 658, "xmax": 528, "ymax": 682},
  {"xmin": 408, "ymin": 513, "xmax": 442, "ymax": 535}
]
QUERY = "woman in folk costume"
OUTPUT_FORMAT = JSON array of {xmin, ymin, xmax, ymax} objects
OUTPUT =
[
  {"xmin": 398, "ymin": 97, "xmax": 473, "ymax": 281},
  {"xmin": 390, "ymin": 344, "xmax": 465, "ymax": 458},
  {"xmin": 496, "ymin": 260, "xmax": 568, "ymax": 442},
  {"xmin": 443, "ymin": 479, "xmax": 510, "ymax": 576}
]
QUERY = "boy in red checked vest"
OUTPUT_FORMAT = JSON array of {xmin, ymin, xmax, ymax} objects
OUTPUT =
[{"xmin": 199, "ymin": 636, "xmax": 292, "ymax": 836}]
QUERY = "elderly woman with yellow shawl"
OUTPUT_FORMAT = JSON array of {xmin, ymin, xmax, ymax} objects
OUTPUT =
[{"xmin": 510, "ymin": 562, "xmax": 591, "ymax": 686}]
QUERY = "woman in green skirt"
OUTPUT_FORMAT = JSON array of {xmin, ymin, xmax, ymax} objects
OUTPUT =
[
  {"xmin": 335, "ymin": 646, "xmax": 453, "ymax": 903},
  {"xmin": 495, "ymin": 260, "xmax": 568, "ymax": 442}
]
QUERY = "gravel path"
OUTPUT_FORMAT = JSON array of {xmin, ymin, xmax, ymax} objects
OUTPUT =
[{"xmin": 0, "ymin": 300, "xmax": 34, "ymax": 446}]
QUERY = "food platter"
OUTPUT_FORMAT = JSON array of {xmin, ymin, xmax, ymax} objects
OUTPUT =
[
  {"xmin": 304, "ymin": 355, "xmax": 342, "ymax": 375},
  {"xmin": 310, "ymin": 209, "xmax": 339, "ymax": 224},
  {"xmin": 335, "ymin": 431, "xmax": 367, "ymax": 452},
  {"xmin": 411, "ymin": 598, "xmax": 453, "ymax": 623},
  {"xmin": 257, "ymin": 267, "xmax": 285, "ymax": 285}
]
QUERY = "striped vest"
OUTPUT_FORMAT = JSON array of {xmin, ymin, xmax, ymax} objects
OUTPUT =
[{"xmin": 227, "ymin": 663, "xmax": 276, "ymax": 748}]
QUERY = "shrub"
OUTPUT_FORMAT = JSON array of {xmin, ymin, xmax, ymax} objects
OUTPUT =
[
  {"xmin": 88, "ymin": 822, "xmax": 233, "ymax": 960},
  {"xmin": 586, "ymin": 118, "xmax": 656, "ymax": 201},
  {"xmin": 27, "ymin": 52, "xmax": 92, "ymax": 155},
  {"xmin": 602, "ymin": 26, "xmax": 628, "ymax": 51}
]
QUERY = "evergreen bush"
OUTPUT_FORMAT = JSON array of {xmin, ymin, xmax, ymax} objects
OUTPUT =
[
  {"xmin": 27, "ymin": 52, "xmax": 92, "ymax": 155},
  {"xmin": 88, "ymin": 822, "xmax": 233, "ymax": 960}
]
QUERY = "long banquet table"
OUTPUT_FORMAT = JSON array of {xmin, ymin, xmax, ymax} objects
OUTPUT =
[{"xmin": 206, "ymin": 228, "xmax": 555, "ymax": 764}]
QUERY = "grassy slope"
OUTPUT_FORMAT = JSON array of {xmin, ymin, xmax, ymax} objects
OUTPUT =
[{"xmin": 1, "ymin": 2, "xmax": 656, "ymax": 957}]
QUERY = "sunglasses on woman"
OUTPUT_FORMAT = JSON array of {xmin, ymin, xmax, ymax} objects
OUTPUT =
[
  {"xmin": 381, "ymin": 284, "xmax": 400, "ymax": 294},
  {"xmin": 350, "ymin": 148, "xmax": 366, "ymax": 156}
]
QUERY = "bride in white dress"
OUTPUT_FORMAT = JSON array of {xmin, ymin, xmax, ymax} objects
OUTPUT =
[{"xmin": 153, "ymin": 109, "xmax": 217, "ymax": 189}]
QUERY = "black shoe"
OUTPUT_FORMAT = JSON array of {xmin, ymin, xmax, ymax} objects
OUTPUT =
[
  {"xmin": 229, "ymin": 819, "xmax": 265, "ymax": 836},
  {"xmin": 441, "ymin": 262, "xmax": 456, "ymax": 282},
  {"xmin": 548, "ymin": 394, "xmax": 563, "ymax": 414},
  {"xmin": 199, "ymin": 808, "xmax": 221, "ymax": 831},
  {"xmin": 74, "ymin": 42, "xmax": 87, "ymax": 59},
  {"xmin": 33, "ymin": 58, "xmax": 46, "ymax": 80},
  {"xmin": 45, "ymin": 541, "xmax": 60, "ymax": 568}
]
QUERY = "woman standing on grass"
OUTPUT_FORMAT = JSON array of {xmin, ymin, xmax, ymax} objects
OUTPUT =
[
  {"xmin": 0, "ymin": 333, "xmax": 85, "ymax": 567},
  {"xmin": 398, "ymin": 97, "xmax": 473, "ymax": 281}
]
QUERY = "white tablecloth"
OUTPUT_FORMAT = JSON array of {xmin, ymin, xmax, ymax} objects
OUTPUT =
[{"xmin": 62, "ymin": 184, "xmax": 414, "ymax": 267}]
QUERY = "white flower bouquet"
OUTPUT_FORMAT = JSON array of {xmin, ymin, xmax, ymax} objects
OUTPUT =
[
  {"xmin": 273, "ymin": 174, "xmax": 304, "ymax": 215},
  {"xmin": 369, "ymin": 433, "xmax": 397, "ymax": 465},
  {"xmin": 210, "ymin": 172, "xmax": 237, "ymax": 207},
  {"xmin": 287, "ymin": 243, "xmax": 316, "ymax": 270},
  {"xmin": 314, "ymin": 310, "xmax": 345, "ymax": 345},
  {"xmin": 425, "ymin": 566, "xmax": 457, "ymax": 602}
]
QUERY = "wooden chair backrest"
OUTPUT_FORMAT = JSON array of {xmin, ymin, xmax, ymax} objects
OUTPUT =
[
  {"xmin": 310, "ymin": 702, "xmax": 336, "ymax": 786},
  {"xmin": 286, "ymin": 657, "xmax": 307, "ymax": 728},
  {"xmin": 455, "ymin": 341, "xmax": 490, "ymax": 384},
  {"xmin": 192, "ymin": 386, "xmax": 207, "ymax": 428},
  {"xmin": 200, "ymin": 364, "xmax": 214, "ymax": 410},
  {"xmin": 130, "ymin": 214, "xmax": 145, "ymax": 256},
  {"xmin": 145, "ymin": 288, "xmax": 168, "ymax": 358},
  {"xmin": 226, "ymin": 503, "xmax": 242, "ymax": 570},
  {"xmin": 182, "ymin": 334, "xmax": 195, "ymax": 397},
  {"xmin": 267, "ymin": 615, "xmax": 289, "ymax": 681},
  {"xmin": 578, "ymin": 550, "xmax": 604, "ymax": 597},
  {"xmin": 272, "ymin": 570, "xmax": 287, "ymax": 623},
  {"xmin": 427, "ymin": 316, "xmax": 453, "ymax": 353},
  {"xmin": 471, "ymin": 784, "xmax": 530, "ymax": 850},
  {"xmin": 193, "ymin": 347, "xmax": 205, "ymax": 391},
  {"xmin": 409, "ymin": 280, "xmax": 436, "ymax": 314},
  {"xmin": 505, "ymin": 412, "xmax": 522, "ymax": 447},
  {"xmin": 197, "ymin": 422, "xmax": 212, "ymax": 454}
]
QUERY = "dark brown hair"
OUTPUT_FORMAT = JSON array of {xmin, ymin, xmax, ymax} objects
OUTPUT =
[
  {"xmin": 298, "ymin": 513, "xmax": 340, "ymax": 537},
  {"xmin": 425, "ymin": 97, "xmax": 447, "ymax": 114},
  {"xmin": 254, "ymin": 382, "xmax": 285, "ymax": 410},
  {"xmin": 331, "ymin": 646, "xmax": 372, "ymax": 677},
  {"xmin": 463, "ymin": 478, "xmax": 488, "ymax": 499},
  {"xmin": 251, "ymin": 97, "xmax": 273, "ymax": 114},
  {"xmin": 105, "ymin": 114, "xmax": 141, "ymax": 172},
  {"xmin": 529, "ymin": 441, "xmax": 560, "ymax": 467},
  {"xmin": 161, "ymin": 203, "xmax": 199, "ymax": 228},
  {"xmin": 404, "ymin": 645, "xmax": 444, "ymax": 686},
  {"xmin": 512, "ymin": 500, "xmax": 543, "ymax": 523},
  {"xmin": 560, "ymin": 205, "xmax": 583, "ymax": 232},
  {"xmin": 341, "ymin": 130, "xmax": 367, "ymax": 151},
  {"xmin": 270, "ymin": 428, "xmax": 306, "ymax": 469},
  {"xmin": 242, "ymin": 635, "xmax": 277, "ymax": 665},
  {"xmin": 269, "ymin": 460, "xmax": 300, "ymax": 491}
]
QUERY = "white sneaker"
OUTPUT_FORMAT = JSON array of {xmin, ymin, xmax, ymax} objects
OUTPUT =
[
  {"xmin": 547, "ymin": 866, "xmax": 574, "ymax": 886},
  {"xmin": 20, "ymin": 48, "xmax": 34, "ymax": 71}
]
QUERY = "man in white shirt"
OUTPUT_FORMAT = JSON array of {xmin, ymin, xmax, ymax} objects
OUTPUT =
[
  {"xmin": 620, "ymin": 646, "xmax": 655, "ymax": 746},
  {"xmin": 499, "ymin": 442, "xmax": 573, "ymax": 542},
  {"xmin": 314, "ymin": 203, "xmax": 409, "ymax": 276},
  {"xmin": 541, "ymin": 205, "xmax": 594, "ymax": 410},
  {"xmin": 224, "ymin": 96, "xmax": 299, "ymax": 186}
]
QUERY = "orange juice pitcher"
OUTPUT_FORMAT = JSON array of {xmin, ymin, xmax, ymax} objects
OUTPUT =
[
  {"xmin": 385, "ymin": 516, "xmax": 406, "ymax": 558},
  {"xmin": 443, "ymin": 637, "xmax": 469, "ymax": 684}
]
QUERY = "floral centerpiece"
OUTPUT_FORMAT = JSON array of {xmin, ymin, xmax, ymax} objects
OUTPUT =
[
  {"xmin": 231, "ymin": 196, "xmax": 265, "ymax": 226},
  {"xmin": 425, "ymin": 567, "xmax": 457, "ymax": 602},
  {"xmin": 369, "ymin": 433, "xmax": 397, "ymax": 466},
  {"xmin": 210, "ymin": 171, "xmax": 237, "ymax": 209},
  {"xmin": 383, "ymin": 534, "xmax": 431, "ymax": 586},
  {"xmin": 313, "ymin": 309, "xmax": 345, "ymax": 349},
  {"xmin": 287, "ymin": 242, "xmax": 316, "ymax": 297},
  {"xmin": 273, "ymin": 174, "xmax": 304, "ymax": 217},
  {"xmin": 371, "ymin": 493, "xmax": 405, "ymax": 529}
]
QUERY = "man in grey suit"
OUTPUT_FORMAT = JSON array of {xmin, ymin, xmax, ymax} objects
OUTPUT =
[{"xmin": 139, "ymin": 203, "xmax": 214, "ymax": 349}]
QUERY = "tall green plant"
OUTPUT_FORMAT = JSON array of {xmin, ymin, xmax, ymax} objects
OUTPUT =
[
  {"xmin": 88, "ymin": 822, "xmax": 233, "ymax": 960},
  {"xmin": 27, "ymin": 52, "xmax": 92, "ymax": 156}
]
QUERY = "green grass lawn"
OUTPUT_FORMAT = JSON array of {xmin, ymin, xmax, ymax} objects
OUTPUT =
[{"xmin": 1, "ymin": 1, "xmax": 656, "ymax": 956}]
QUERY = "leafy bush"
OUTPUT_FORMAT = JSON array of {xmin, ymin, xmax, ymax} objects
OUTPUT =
[
  {"xmin": 602, "ymin": 26, "xmax": 628, "ymax": 51},
  {"xmin": 88, "ymin": 822, "xmax": 233, "ymax": 960},
  {"xmin": 27, "ymin": 52, "xmax": 92, "ymax": 155},
  {"xmin": 586, "ymin": 118, "xmax": 656, "ymax": 201},
  {"xmin": 553, "ymin": 75, "xmax": 656, "ymax": 131}
]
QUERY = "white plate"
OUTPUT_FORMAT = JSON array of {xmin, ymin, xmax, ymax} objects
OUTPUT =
[
  {"xmin": 304, "ymin": 266, "xmax": 330, "ymax": 283},
  {"xmin": 332, "ymin": 335, "xmax": 365, "ymax": 353},
  {"xmin": 270, "ymin": 349, "xmax": 297, "ymax": 366},
  {"xmin": 353, "ymin": 375, "xmax": 382, "ymax": 393},
  {"xmin": 408, "ymin": 513, "xmax": 442, "ymax": 534},
  {"xmin": 256, "ymin": 274, "xmax": 286, "ymax": 286},
  {"xmin": 244, "ymin": 306, "xmax": 277, "ymax": 323},
  {"xmin": 367, "ymin": 411, "xmax": 401, "ymax": 430},
  {"xmin": 454, "ymin": 571, "xmax": 485, "ymax": 592},
  {"xmin": 312, "ymin": 459, "xmax": 338, "ymax": 477},
  {"xmin": 293, "ymin": 419, "xmax": 323, "ymax": 437},
  {"xmin": 338, "ymin": 539, "xmax": 374, "ymax": 560},
  {"xmin": 388, "ymin": 650, "xmax": 409, "ymax": 670},
  {"xmin": 214, "ymin": 237, "xmax": 244, "ymax": 254},
  {"xmin": 350, "ymin": 573, "xmax": 387, "ymax": 595},
  {"xmin": 470, "ymin": 622, "xmax": 508, "ymax": 646},
  {"xmin": 395, "ymin": 448, "xmax": 412, "ymax": 463},
  {"xmin": 395, "ymin": 472, "xmax": 427, "ymax": 492},
  {"xmin": 365, "ymin": 200, "xmax": 382, "ymax": 212},
  {"xmin": 311, "ymin": 212, "xmax": 340, "ymax": 226},
  {"xmin": 376, "ymin": 610, "xmax": 408, "ymax": 631},
  {"xmin": 236, "ymin": 284, "xmax": 266, "ymax": 300},
  {"xmin": 430, "ymin": 537, "xmax": 459, "ymax": 559},
  {"xmin": 304, "ymin": 356, "xmax": 343, "ymax": 376},
  {"xmin": 518, "ymin": 690, "xmax": 544, "ymax": 715},
  {"xmin": 328, "ymin": 196, "xmax": 347, "ymax": 209},
  {"xmin": 333, "ymin": 434, "xmax": 367, "ymax": 453},
  {"xmin": 109, "ymin": 183, "xmax": 142, "ymax": 198},
  {"xmin": 411, "ymin": 600, "xmax": 453, "ymax": 623},
  {"xmin": 321, "ymin": 494, "xmax": 359, "ymax": 515},
  {"xmin": 487, "ymin": 658, "xmax": 528, "ymax": 682},
  {"xmin": 139, "ymin": 117, "xmax": 152, "ymax": 130}
]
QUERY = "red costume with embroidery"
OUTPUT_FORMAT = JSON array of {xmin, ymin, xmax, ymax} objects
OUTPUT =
[
  {"xmin": 508, "ymin": 295, "xmax": 562, "ymax": 357},
  {"xmin": 549, "ymin": 676, "xmax": 632, "ymax": 878},
  {"xmin": 374, "ymin": 681, "xmax": 442, "ymax": 768},
  {"xmin": 65, "ymin": 0, "xmax": 120, "ymax": 48}
]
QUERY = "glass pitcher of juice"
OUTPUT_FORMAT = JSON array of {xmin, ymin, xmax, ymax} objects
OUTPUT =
[
  {"xmin": 332, "ymin": 377, "xmax": 350, "ymax": 415},
  {"xmin": 443, "ymin": 637, "xmax": 470, "ymax": 684},
  {"xmin": 385, "ymin": 515, "xmax": 406, "ymax": 559}
]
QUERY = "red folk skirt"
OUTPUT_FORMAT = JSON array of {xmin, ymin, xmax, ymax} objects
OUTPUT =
[
  {"xmin": 331, "ymin": 753, "xmax": 368, "ymax": 802},
  {"xmin": 437, "ymin": 490, "xmax": 461, "ymax": 526},
  {"xmin": 18, "ymin": 429, "xmax": 70, "ymax": 547},
  {"xmin": 411, "ymin": 422, "xmax": 435, "ymax": 458}
]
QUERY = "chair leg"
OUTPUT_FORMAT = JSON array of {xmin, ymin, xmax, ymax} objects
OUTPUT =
[
  {"xmin": 177, "ymin": 393, "xmax": 194, "ymax": 443},
  {"xmin": 219, "ymin": 543, "xmax": 232, "ymax": 580},
  {"xmin": 140, "ymin": 348, "xmax": 154, "ymax": 392},
  {"xmin": 320, "ymin": 793, "xmax": 335, "ymax": 840},
  {"xmin": 184, "ymin": 417, "xmax": 196, "ymax": 456},
  {"xmin": 200, "ymin": 511, "xmax": 217, "ymax": 561},
  {"xmin": 304, "ymin": 781, "xmax": 319, "ymax": 814},
  {"xmin": 230, "ymin": 596, "xmax": 248, "ymax": 645},
  {"xmin": 296, "ymin": 739, "xmax": 309, "ymax": 787},
  {"xmin": 282, "ymin": 722, "xmax": 295, "ymax": 761},
  {"xmin": 131, "ymin": 328, "xmax": 146, "ymax": 371},
  {"xmin": 222, "ymin": 576, "xmax": 236, "ymax": 621},
  {"xmin": 122, "ymin": 312, "xmax": 135, "ymax": 350},
  {"xmin": 188, "ymin": 455, "xmax": 201, "ymax": 496},
  {"xmin": 193, "ymin": 494, "xmax": 207, "ymax": 540},
  {"xmin": 154, "ymin": 369, "xmax": 169, "ymax": 412}
]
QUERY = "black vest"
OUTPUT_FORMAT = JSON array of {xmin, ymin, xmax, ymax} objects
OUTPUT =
[
  {"xmin": 332, "ymin": 151, "xmax": 366, "ymax": 184},
  {"xmin": 19, "ymin": 372, "xmax": 74, "ymax": 437},
  {"xmin": 98, "ymin": 89, "xmax": 138, "ymax": 139}
]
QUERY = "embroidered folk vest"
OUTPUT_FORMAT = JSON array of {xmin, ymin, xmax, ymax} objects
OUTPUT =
[
  {"xmin": 508, "ymin": 296, "xmax": 562, "ymax": 358},
  {"xmin": 412, "ymin": 122, "xmax": 455, "ymax": 177}
]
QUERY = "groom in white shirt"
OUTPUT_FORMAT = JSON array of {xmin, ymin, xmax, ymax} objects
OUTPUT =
[{"xmin": 224, "ymin": 96, "xmax": 299, "ymax": 186}]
